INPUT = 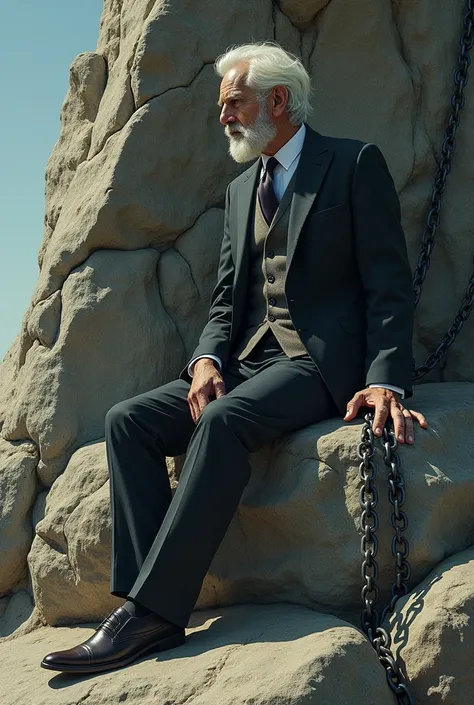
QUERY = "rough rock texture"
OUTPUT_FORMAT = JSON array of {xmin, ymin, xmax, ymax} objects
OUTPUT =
[
  {"xmin": 1, "ymin": 0, "xmax": 474, "ymax": 702},
  {"xmin": 0, "ymin": 438, "xmax": 38, "ymax": 595},
  {"xmin": 0, "ymin": 604, "xmax": 395, "ymax": 705},
  {"xmin": 40, "ymin": 52, "xmax": 107, "ymax": 267},
  {"xmin": 28, "ymin": 442, "xmax": 122, "ymax": 625},
  {"xmin": 386, "ymin": 548, "xmax": 474, "ymax": 704},
  {"xmin": 25, "ymin": 381, "xmax": 474, "ymax": 630}
]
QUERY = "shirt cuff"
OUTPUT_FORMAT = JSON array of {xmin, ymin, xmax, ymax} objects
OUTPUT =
[
  {"xmin": 368, "ymin": 383, "xmax": 405, "ymax": 399},
  {"xmin": 188, "ymin": 355, "xmax": 223, "ymax": 378}
]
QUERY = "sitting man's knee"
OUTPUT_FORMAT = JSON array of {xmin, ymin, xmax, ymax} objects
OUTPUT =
[
  {"xmin": 105, "ymin": 399, "xmax": 134, "ymax": 426},
  {"xmin": 198, "ymin": 396, "xmax": 233, "ymax": 423}
]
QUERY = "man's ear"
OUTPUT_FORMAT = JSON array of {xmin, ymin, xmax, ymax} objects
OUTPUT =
[{"xmin": 272, "ymin": 85, "xmax": 289, "ymax": 118}]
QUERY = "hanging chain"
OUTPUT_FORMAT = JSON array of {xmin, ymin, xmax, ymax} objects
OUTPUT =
[
  {"xmin": 358, "ymin": 412, "xmax": 414, "ymax": 705},
  {"xmin": 356, "ymin": 6, "xmax": 473, "ymax": 701},
  {"xmin": 412, "ymin": 0, "xmax": 474, "ymax": 378},
  {"xmin": 380, "ymin": 424, "xmax": 411, "ymax": 623},
  {"xmin": 412, "ymin": 268, "xmax": 474, "ymax": 380},
  {"xmin": 412, "ymin": 0, "xmax": 473, "ymax": 305}
]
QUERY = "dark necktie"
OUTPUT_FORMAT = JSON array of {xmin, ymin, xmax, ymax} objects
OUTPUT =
[{"xmin": 257, "ymin": 156, "xmax": 279, "ymax": 225}]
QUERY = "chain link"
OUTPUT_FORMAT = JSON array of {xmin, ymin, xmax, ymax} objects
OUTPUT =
[
  {"xmin": 359, "ymin": 412, "xmax": 414, "ymax": 705},
  {"xmin": 381, "ymin": 425, "xmax": 412, "ymax": 622},
  {"xmin": 358, "ymin": 420, "xmax": 380, "ymax": 639},
  {"xmin": 412, "ymin": 0, "xmax": 474, "ymax": 378},
  {"xmin": 356, "ymin": 5, "xmax": 473, "ymax": 701},
  {"xmin": 412, "ymin": 265, "xmax": 474, "ymax": 379}
]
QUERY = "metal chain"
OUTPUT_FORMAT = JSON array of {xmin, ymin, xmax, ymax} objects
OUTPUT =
[
  {"xmin": 356, "ymin": 7, "xmax": 473, "ymax": 700},
  {"xmin": 412, "ymin": 0, "xmax": 473, "ymax": 306},
  {"xmin": 380, "ymin": 424, "xmax": 411, "ymax": 623},
  {"xmin": 412, "ymin": 0, "xmax": 474, "ymax": 378},
  {"xmin": 412, "ymin": 266, "xmax": 474, "ymax": 380},
  {"xmin": 358, "ymin": 412, "xmax": 414, "ymax": 705}
]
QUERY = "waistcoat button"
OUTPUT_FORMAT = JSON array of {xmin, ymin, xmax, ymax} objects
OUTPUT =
[
  {"xmin": 268, "ymin": 315, "xmax": 276, "ymax": 322},
  {"xmin": 267, "ymin": 275, "xmax": 275, "ymax": 283},
  {"xmin": 267, "ymin": 250, "xmax": 275, "ymax": 258},
  {"xmin": 269, "ymin": 298, "xmax": 276, "ymax": 305}
]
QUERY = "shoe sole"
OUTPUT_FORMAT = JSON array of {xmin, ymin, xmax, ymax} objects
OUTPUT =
[{"xmin": 40, "ymin": 631, "xmax": 186, "ymax": 674}]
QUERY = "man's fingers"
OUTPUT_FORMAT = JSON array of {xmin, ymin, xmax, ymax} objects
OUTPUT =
[
  {"xmin": 341, "ymin": 386, "xmax": 428, "ymax": 446},
  {"xmin": 344, "ymin": 394, "xmax": 363, "ymax": 421},
  {"xmin": 402, "ymin": 410, "xmax": 415, "ymax": 444},
  {"xmin": 389, "ymin": 400, "xmax": 406, "ymax": 442},
  {"xmin": 408, "ymin": 410, "xmax": 429, "ymax": 428},
  {"xmin": 372, "ymin": 400, "xmax": 389, "ymax": 436},
  {"xmin": 214, "ymin": 380, "xmax": 227, "ymax": 398},
  {"xmin": 187, "ymin": 390, "xmax": 209, "ymax": 424},
  {"xmin": 187, "ymin": 396, "xmax": 197, "ymax": 424},
  {"xmin": 196, "ymin": 390, "xmax": 210, "ymax": 415}
]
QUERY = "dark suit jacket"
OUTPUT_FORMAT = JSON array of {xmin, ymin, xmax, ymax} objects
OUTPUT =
[{"xmin": 179, "ymin": 123, "xmax": 414, "ymax": 416}]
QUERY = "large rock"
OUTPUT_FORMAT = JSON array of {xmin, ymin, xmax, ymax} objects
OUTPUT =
[
  {"xmin": 386, "ymin": 547, "xmax": 474, "ymax": 704},
  {"xmin": 170, "ymin": 381, "xmax": 474, "ymax": 620},
  {"xmin": 0, "ymin": 438, "xmax": 38, "ymax": 596},
  {"xmin": 28, "ymin": 442, "xmax": 121, "ymax": 625},
  {"xmin": 1, "ymin": 0, "xmax": 473, "ymax": 487},
  {"xmin": 0, "ymin": 604, "xmax": 395, "ymax": 705},
  {"xmin": 40, "ymin": 52, "xmax": 106, "ymax": 267},
  {"xmin": 27, "ymin": 382, "xmax": 474, "ymax": 628},
  {"xmin": 1, "ymin": 1, "xmax": 474, "ymax": 695}
]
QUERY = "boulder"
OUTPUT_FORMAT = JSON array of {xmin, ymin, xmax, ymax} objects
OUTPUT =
[
  {"xmin": 386, "ymin": 547, "xmax": 474, "ymax": 704},
  {"xmin": 2, "ymin": 0, "xmax": 473, "ymax": 509},
  {"xmin": 0, "ymin": 603, "xmax": 395, "ymax": 705},
  {"xmin": 27, "ymin": 382, "xmax": 474, "ymax": 629},
  {"xmin": 186, "ymin": 381, "xmax": 474, "ymax": 620},
  {"xmin": 29, "ymin": 442, "xmax": 121, "ymax": 625},
  {"xmin": 1, "ymin": 1, "xmax": 474, "ymax": 700},
  {"xmin": 0, "ymin": 438, "xmax": 38, "ymax": 596}
]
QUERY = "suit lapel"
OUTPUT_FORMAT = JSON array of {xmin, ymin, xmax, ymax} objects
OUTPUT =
[
  {"xmin": 286, "ymin": 126, "xmax": 334, "ymax": 273},
  {"xmin": 269, "ymin": 167, "xmax": 298, "ymax": 231},
  {"xmin": 234, "ymin": 158, "xmax": 260, "ymax": 287},
  {"xmin": 232, "ymin": 125, "xmax": 335, "ymax": 290}
]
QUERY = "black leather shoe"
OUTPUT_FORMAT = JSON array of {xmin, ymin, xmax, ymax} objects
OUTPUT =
[{"xmin": 40, "ymin": 606, "xmax": 185, "ymax": 673}]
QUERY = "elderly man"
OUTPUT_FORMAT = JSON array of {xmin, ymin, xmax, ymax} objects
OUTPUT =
[{"xmin": 42, "ymin": 42, "xmax": 428, "ymax": 674}]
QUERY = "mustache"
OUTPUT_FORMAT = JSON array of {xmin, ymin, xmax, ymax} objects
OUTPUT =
[{"xmin": 224, "ymin": 123, "xmax": 246, "ymax": 138}]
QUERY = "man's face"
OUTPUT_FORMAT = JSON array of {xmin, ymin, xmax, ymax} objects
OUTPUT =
[
  {"xmin": 218, "ymin": 63, "xmax": 277, "ymax": 163},
  {"xmin": 218, "ymin": 65, "xmax": 261, "ymax": 130}
]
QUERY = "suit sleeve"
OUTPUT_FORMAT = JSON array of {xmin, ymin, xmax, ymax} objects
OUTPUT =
[
  {"xmin": 351, "ymin": 143, "xmax": 414, "ymax": 398},
  {"xmin": 178, "ymin": 186, "xmax": 234, "ymax": 382},
  {"xmin": 188, "ymin": 354, "xmax": 223, "ymax": 378}
]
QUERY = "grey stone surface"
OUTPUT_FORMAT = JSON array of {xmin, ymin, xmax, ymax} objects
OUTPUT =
[
  {"xmin": 386, "ymin": 547, "xmax": 474, "ymax": 704},
  {"xmin": 0, "ymin": 1, "xmax": 473, "ymax": 700},
  {"xmin": 0, "ymin": 604, "xmax": 395, "ymax": 705},
  {"xmin": 25, "ymin": 383, "xmax": 474, "ymax": 632}
]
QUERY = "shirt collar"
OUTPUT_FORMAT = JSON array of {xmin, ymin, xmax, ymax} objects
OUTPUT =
[{"xmin": 261, "ymin": 123, "xmax": 306, "ymax": 172}]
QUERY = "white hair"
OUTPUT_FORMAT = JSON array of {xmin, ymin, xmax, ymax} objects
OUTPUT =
[{"xmin": 214, "ymin": 42, "xmax": 313, "ymax": 125}]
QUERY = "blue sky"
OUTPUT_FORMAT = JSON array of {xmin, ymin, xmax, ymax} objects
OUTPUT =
[{"xmin": 0, "ymin": 1, "xmax": 104, "ymax": 359}]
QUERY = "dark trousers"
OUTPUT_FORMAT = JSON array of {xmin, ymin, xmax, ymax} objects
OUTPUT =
[{"xmin": 105, "ymin": 329, "xmax": 338, "ymax": 628}]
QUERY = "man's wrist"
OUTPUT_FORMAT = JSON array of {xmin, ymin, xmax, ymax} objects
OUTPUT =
[
  {"xmin": 188, "ymin": 354, "xmax": 222, "ymax": 378},
  {"xmin": 368, "ymin": 383, "xmax": 405, "ymax": 399},
  {"xmin": 194, "ymin": 358, "xmax": 218, "ymax": 370}
]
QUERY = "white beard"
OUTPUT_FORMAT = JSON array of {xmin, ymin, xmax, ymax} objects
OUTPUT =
[{"xmin": 225, "ymin": 102, "xmax": 277, "ymax": 163}]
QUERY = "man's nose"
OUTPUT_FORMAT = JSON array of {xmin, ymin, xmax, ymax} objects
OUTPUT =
[{"xmin": 219, "ymin": 106, "xmax": 236, "ymax": 125}]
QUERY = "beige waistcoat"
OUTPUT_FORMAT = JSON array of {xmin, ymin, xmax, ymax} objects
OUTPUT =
[{"xmin": 231, "ymin": 173, "xmax": 310, "ymax": 361}]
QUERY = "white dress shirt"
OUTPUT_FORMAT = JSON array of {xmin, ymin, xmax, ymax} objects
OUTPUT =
[{"xmin": 188, "ymin": 124, "xmax": 404, "ymax": 399}]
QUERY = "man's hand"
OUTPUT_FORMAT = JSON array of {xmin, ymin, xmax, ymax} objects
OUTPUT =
[
  {"xmin": 343, "ymin": 387, "xmax": 428, "ymax": 444},
  {"xmin": 187, "ymin": 359, "xmax": 226, "ymax": 424}
]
